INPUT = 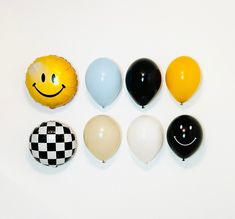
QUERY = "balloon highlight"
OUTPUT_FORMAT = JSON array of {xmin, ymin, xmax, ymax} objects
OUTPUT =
[{"xmin": 126, "ymin": 58, "xmax": 162, "ymax": 108}]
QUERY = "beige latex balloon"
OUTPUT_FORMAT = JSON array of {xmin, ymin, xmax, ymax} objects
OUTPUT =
[{"xmin": 83, "ymin": 115, "xmax": 121, "ymax": 162}]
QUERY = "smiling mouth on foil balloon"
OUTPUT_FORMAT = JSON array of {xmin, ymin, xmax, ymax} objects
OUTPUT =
[
  {"xmin": 26, "ymin": 55, "xmax": 78, "ymax": 108},
  {"xmin": 32, "ymin": 82, "xmax": 66, "ymax": 98}
]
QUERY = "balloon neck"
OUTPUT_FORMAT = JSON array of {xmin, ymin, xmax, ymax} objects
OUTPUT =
[
  {"xmin": 182, "ymin": 158, "xmax": 185, "ymax": 161},
  {"xmin": 180, "ymin": 102, "xmax": 183, "ymax": 106},
  {"xmin": 102, "ymin": 160, "xmax": 105, "ymax": 163},
  {"xmin": 141, "ymin": 105, "xmax": 145, "ymax": 109}
]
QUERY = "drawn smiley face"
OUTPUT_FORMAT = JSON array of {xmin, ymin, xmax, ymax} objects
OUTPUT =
[
  {"xmin": 167, "ymin": 115, "xmax": 203, "ymax": 160},
  {"xmin": 26, "ymin": 55, "xmax": 78, "ymax": 108},
  {"xmin": 173, "ymin": 123, "xmax": 197, "ymax": 147}
]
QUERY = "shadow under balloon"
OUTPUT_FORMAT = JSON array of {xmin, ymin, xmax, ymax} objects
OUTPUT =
[
  {"xmin": 84, "ymin": 79, "xmax": 123, "ymax": 112},
  {"xmin": 82, "ymin": 140, "xmax": 121, "ymax": 170},
  {"xmin": 26, "ymin": 150, "xmax": 73, "ymax": 174},
  {"xmin": 167, "ymin": 133, "xmax": 206, "ymax": 168},
  {"xmin": 23, "ymin": 82, "xmax": 79, "ymax": 114},
  {"xmin": 128, "ymin": 144, "xmax": 165, "ymax": 171},
  {"xmin": 124, "ymin": 80, "xmax": 164, "ymax": 112}
]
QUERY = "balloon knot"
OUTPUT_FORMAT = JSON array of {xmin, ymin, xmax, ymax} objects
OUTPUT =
[
  {"xmin": 182, "ymin": 158, "xmax": 185, "ymax": 161},
  {"xmin": 142, "ymin": 105, "xmax": 144, "ymax": 109},
  {"xmin": 102, "ymin": 160, "xmax": 105, "ymax": 163}
]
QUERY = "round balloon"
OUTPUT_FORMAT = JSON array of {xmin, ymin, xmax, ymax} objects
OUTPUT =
[
  {"xmin": 127, "ymin": 115, "xmax": 163, "ymax": 163},
  {"xmin": 126, "ymin": 58, "xmax": 162, "ymax": 108},
  {"xmin": 26, "ymin": 55, "xmax": 78, "ymax": 108},
  {"xmin": 85, "ymin": 58, "xmax": 122, "ymax": 108},
  {"xmin": 83, "ymin": 115, "xmax": 121, "ymax": 162},
  {"xmin": 29, "ymin": 121, "xmax": 77, "ymax": 167},
  {"xmin": 167, "ymin": 115, "xmax": 203, "ymax": 160},
  {"xmin": 166, "ymin": 56, "xmax": 201, "ymax": 104}
]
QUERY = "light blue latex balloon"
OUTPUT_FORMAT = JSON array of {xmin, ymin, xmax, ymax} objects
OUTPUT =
[{"xmin": 86, "ymin": 58, "xmax": 122, "ymax": 108}]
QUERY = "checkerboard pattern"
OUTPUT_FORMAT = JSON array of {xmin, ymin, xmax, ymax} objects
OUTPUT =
[{"xmin": 29, "ymin": 121, "xmax": 77, "ymax": 167}]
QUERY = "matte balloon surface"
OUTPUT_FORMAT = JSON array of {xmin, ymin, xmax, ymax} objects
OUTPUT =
[
  {"xmin": 86, "ymin": 58, "xmax": 122, "ymax": 107},
  {"xmin": 126, "ymin": 58, "xmax": 161, "ymax": 107},
  {"xmin": 127, "ymin": 115, "xmax": 163, "ymax": 163},
  {"xmin": 83, "ymin": 115, "xmax": 121, "ymax": 162},
  {"xmin": 167, "ymin": 115, "xmax": 203, "ymax": 160},
  {"xmin": 166, "ymin": 56, "xmax": 201, "ymax": 104}
]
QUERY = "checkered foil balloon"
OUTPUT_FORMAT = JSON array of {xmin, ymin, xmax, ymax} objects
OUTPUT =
[{"xmin": 29, "ymin": 121, "xmax": 77, "ymax": 167}]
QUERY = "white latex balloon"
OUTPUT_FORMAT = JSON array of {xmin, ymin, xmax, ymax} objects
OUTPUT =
[{"xmin": 127, "ymin": 115, "xmax": 163, "ymax": 163}]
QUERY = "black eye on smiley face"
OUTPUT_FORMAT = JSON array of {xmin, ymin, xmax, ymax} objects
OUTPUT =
[
  {"xmin": 41, "ymin": 73, "xmax": 57, "ymax": 84},
  {"xmin": 32, "ymin": 73, "xmax": 66, "ymax": 98},
  {"xmin": 41, "ymin": 73, "xmax": 45, "ymax": 82},
  {"xmin": 51, "ymin": 74, "xmax": 56, "ymax": 83}
]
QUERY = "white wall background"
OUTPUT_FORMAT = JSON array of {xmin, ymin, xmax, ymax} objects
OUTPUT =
[{"xmin": 0, "ymin": 0, "xmax": 235, "ymax": 218}]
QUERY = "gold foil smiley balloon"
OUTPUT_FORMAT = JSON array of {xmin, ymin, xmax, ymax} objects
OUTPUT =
[{"xmin": 26, "ymin": 55, "xmax": 78, "ymax": 108}]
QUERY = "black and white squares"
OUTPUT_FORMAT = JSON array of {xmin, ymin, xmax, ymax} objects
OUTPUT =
[{"xmin": 29, "ymin": 121, "xmax": 77, "ymax": 167}]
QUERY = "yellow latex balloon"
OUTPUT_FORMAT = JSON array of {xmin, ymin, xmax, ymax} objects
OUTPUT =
[
  {"xmin": 83, "ymin": 115, "xmax": 121, "ymax": 162},
  {"xmin": 26, "ymin": 55, "xmax": 78, "ymax": 108},
  {"xmin": 166, "ymin": 56, "xmax": 201, "ymax": 104}
]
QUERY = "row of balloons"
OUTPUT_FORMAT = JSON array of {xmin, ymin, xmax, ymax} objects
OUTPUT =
[
  {"xmin": 26, "ymin": 55, "xmax": 201, "ymax": 108},
  {"xmin": 29, "ymin": 114, "xmax": 203, "ymax": 167}
]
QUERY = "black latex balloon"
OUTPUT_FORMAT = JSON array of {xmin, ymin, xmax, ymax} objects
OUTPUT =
[
  {"xmin": 125, "ymin": 58, "xmax": 161, "ymax": 108},
  {"xmin": 167, "ymin": 115, "xmax": 203, "ymax": 161}
]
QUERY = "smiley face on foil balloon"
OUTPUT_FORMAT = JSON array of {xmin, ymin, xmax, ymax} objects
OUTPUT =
[{"xmin": 26, "ymin": 55, "xmax": 78, "ymax": 108}]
